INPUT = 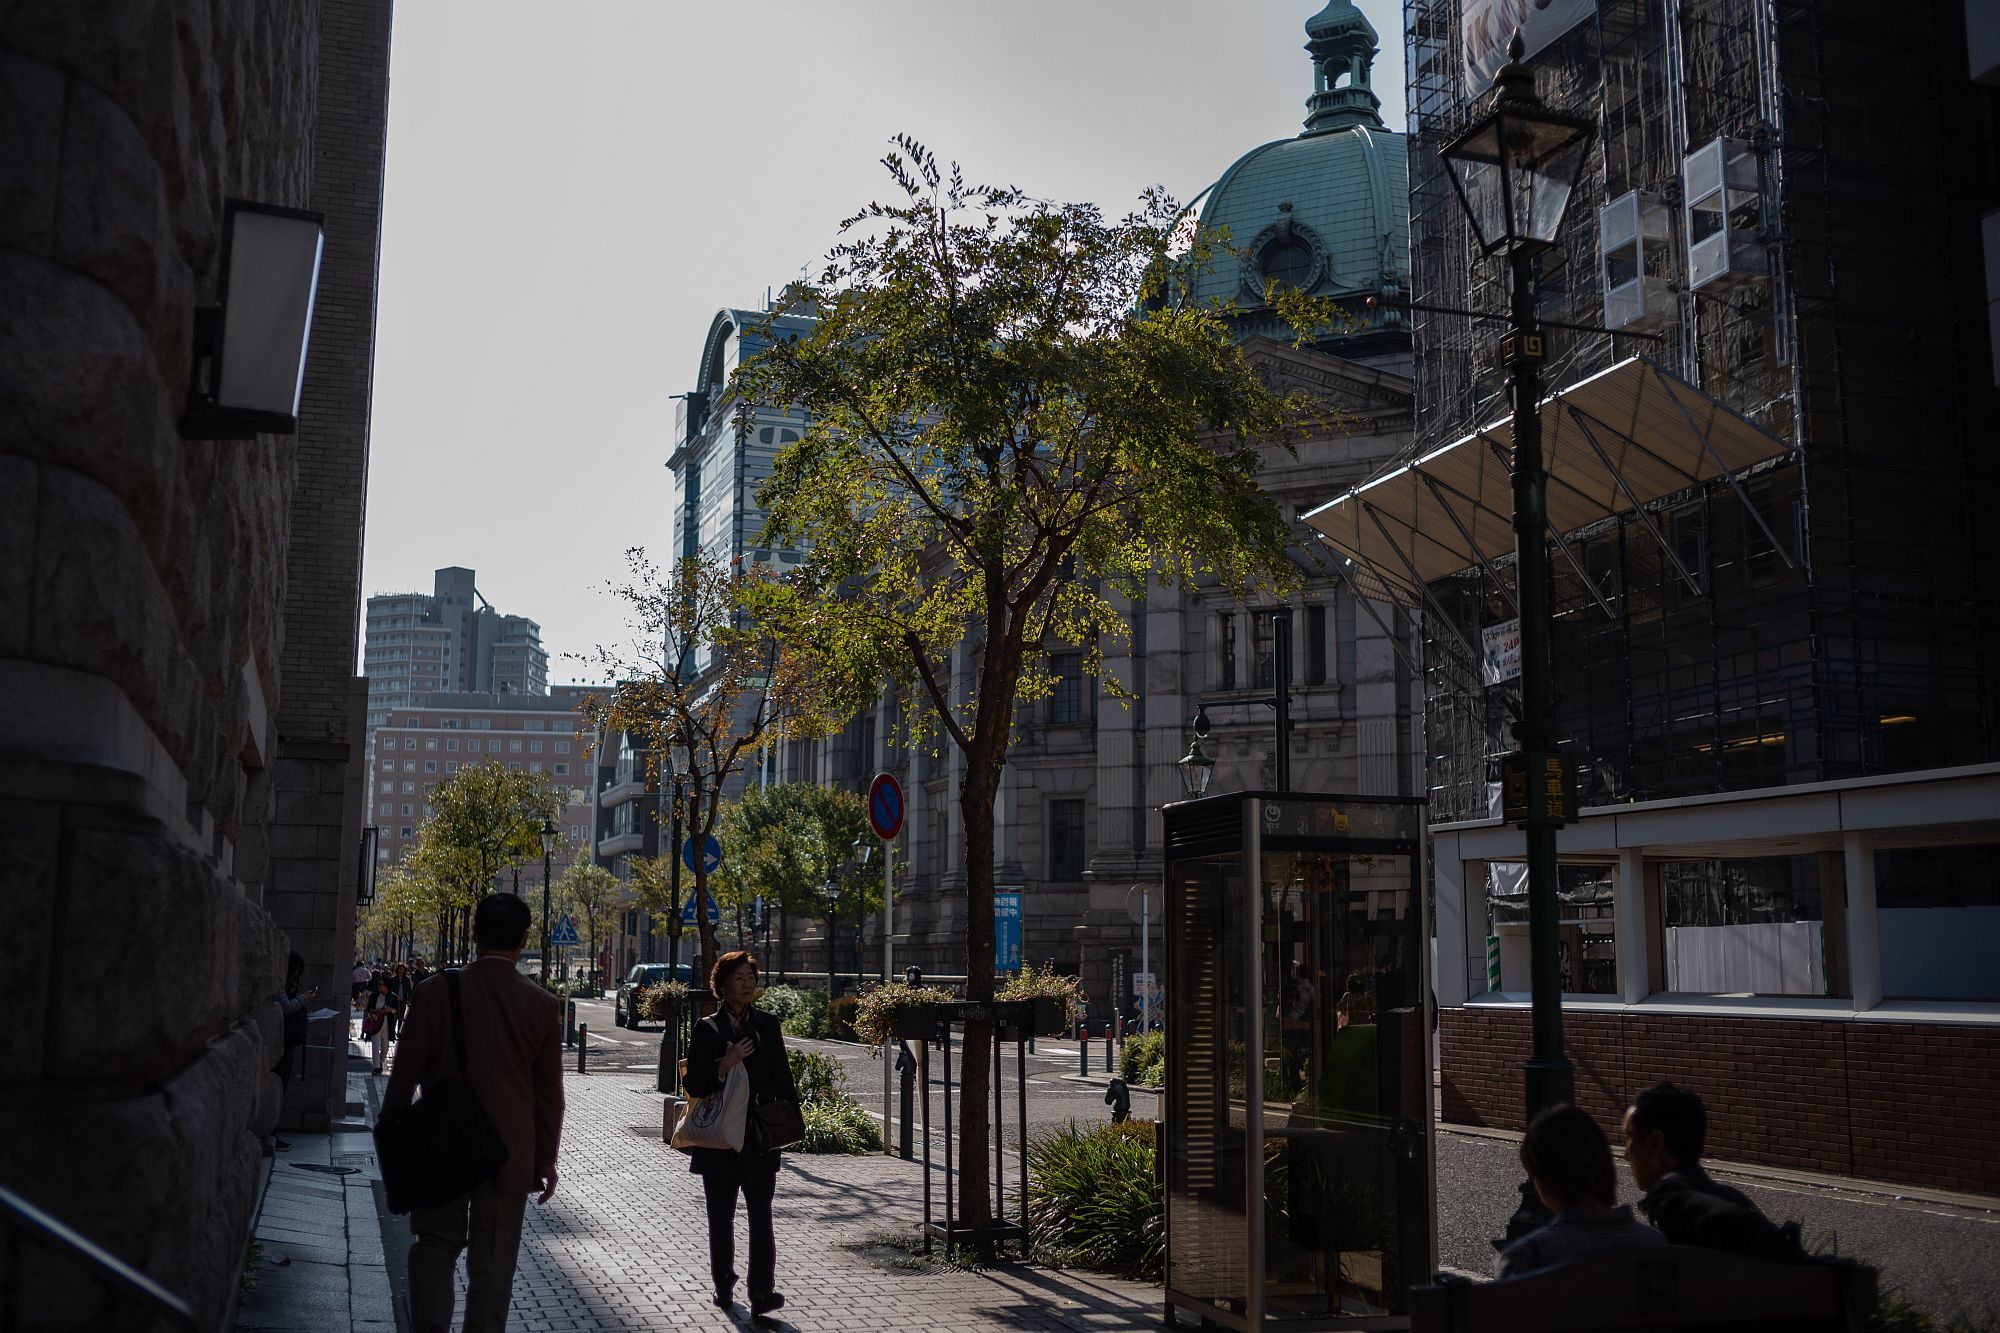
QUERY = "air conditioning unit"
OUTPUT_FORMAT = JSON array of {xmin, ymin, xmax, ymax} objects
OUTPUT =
[
  {"xmin": 1684, "ymin": 138, "xmax": 1766, "ymax": 292},
  {"xmin": 1599, "ymin": 191, "xmax": 1676, "ymax": 333}
]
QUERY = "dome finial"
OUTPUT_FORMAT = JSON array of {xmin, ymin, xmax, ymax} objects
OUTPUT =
[{"xmin": 1303, "ymin": 0, "xmax": 1384, "ymax": 135}]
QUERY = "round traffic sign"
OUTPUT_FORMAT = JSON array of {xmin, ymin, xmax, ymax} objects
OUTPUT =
[
  {"xmin": 681, "ymin": 834, "xmax": 722, "ymax": 875},
  {"xmin": 868, "ymin": 772, "xmax": 904, "ymax": 841}
]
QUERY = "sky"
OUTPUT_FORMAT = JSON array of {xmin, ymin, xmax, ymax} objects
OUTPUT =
[{"xmin": 359, "ymin": 0, "xmax": 1409, "ymax": 684}]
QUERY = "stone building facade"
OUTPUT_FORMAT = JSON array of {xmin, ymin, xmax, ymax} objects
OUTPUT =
[{"xmin": 0, "ymin": 1, "xmax": 391, "ymax": 1324}]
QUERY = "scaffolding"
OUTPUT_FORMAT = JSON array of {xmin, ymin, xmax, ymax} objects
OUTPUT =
[{"xmin": 1400, "ymin": 0, "xmax": 1999, "ymax": 824}]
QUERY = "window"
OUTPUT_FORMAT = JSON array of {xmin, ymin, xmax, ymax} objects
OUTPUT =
[
  {"xmin": 424, "ymin": 760, "xmax": 437, "ymax": 773},
  {"xmin": 446, "ymin": 738, "xmax": 459, "ymax": 751},
  {"xmin": 1875, "ymin": 844, "xmax": 2000, "ymax": 1001},
  {"xmin": 400, "ymin": 803, "xmax": 413, "ymax": 816},
  {"xmin": 471, "ymin": 719, "xmax": 491, "ymax": 730},
  {"xmin": 556, "ymin": 741, "xmax": 572, "ymax": 754},
  {"xmin": 404, "ymin": 738, "xmax": 418, "ymax": 750},
  {"xmin": 446, "ymin": 760, "xmax": 458, "ymax": 774},
  {"xmin": 402, "ymin": 760, "xmax": 416, "ymax": 773},
  {"xmin": 554, "ymin": 763, "xmax": 569, "ymax": 776},
  {"xmin": 468, "ymin": 739, "xmax": 482, "ymax": 752},
  {"xmin": 509, "ymin": 763, "xmax": 521, "ymax": 772},
  {"xmin": 441, "ymin": 718, "xmax": 459, "ymax": 729},
  {"xmin": 425, "ymin": 738, "xmax": 438, "ymax": 751},
  {"xmin": 1219, "ymin": 613, "xmax": 1237, "ymax": 690},
  {"xmin": 1259, "ymin": 236, "xmax": 1315, "ymax": 288},
  {"xmin": 523, "ymin": 719, "xmax": 545, "ymax": 731},
  {"xmin": 400, "ymin": 826, "xmax": 414, "ymax": 839},
  {"xmin": 509, "ymin": 740, "xmax": 523, "ymax": 753},
  {"xmin": 1049, "ymin": 799, "xmax": 1087, "ymax": 880},
  {"xmin": 1657, "ymin": 857, "xmax": 1825, "ymax": 997},
  {"xmin": 1307, "ymin": 604, "xmax": 1328, "ymax": 685},
  {"xmin": 402, "ymin": 782, "xmax": 416, "ymax": 794},
  {"xmin": 379, "ymin": 781, "xmax": 393, "ymax": 794},
  {"xmin": 530, "ymin": 740, "xmax": 543, "ymax": 753},
  {"xmin": 531, "ymin": 762, "xmax": 543, "ymax": 773},
  {"xmin": 377, "ymin": 804, "xmax": 392, "ymax": 817},
  {"xmin": 380, "ymin": 737, "xmax": 394, "ymax": 750},
  {"xmin": 1047, "ymin": 652, "xmax": 1085, "ymax": 725}
]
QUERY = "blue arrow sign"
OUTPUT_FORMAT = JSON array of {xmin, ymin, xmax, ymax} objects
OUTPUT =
[
  {"xmin": 681, "ymin": 834, "xmax": 722, "ymax": 875},
  {"xmin": 680, "ymin": 892, "xmax": 721, "ymax": 926},
  {"xmin": 550, "ymin": 913, "xmax": 579, "ymax": 947}
]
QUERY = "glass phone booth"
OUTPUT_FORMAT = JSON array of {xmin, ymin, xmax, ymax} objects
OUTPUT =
[{"xmin": 1162, "ymin": 792, "xmax": 1432, "ymax": 1331}]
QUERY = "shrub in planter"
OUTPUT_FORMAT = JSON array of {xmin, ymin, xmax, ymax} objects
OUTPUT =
[
  {"xmin": 1025, "ymin": 1120, "xmax": 1162, "ymax": 1279},
  {"xmin": 851, "ymin": 982, "xmax": 959, "ymax": 1046},
  {"xmin": 996, "ymin": 961, "xmax": 1086, "ymax": 1032},
  {"xmin": 1120, "ymin": 1032, "xmax": 1165, "ymax": 1087},
  {"xmin": 638, "ymin": 980, "xmax": 691, "ymax": 1023},
  {"xmin": 799, "ymin": 1097, "xmax": 883, "ymax": 1154}
]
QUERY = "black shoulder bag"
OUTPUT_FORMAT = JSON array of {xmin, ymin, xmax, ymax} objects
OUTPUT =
[{"xmin": 374, "ymin": 969, "xmax": 510, "ymax": 1213}]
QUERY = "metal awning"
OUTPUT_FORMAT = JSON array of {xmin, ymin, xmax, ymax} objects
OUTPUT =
[{"xmin": 1301, "ymin": 356, "xmax": 1791, "ymax": 605}]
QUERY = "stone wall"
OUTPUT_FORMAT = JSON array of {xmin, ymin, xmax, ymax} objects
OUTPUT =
[{"xmin": 0, "ymin": 1, "xmax": 389, "ymax": 1324}]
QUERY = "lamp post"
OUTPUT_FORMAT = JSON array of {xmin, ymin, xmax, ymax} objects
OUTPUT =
[
  {"xmin": 852, "ymin": 837, "xmax": 875, "ymax": 994},
  {"xmin": 1438, "ymin": 30, "xmax": 1591, "ymax": 1237},
  {"xmin": 538, "ymin": 818, "xmax": 559, "ymax": 988},
  {"xmin": 1176, "ymin": 703, "xmax": 1216, "ymax": 799},
  {"xmin": 823, "ymin": 872, "xmax": 840, "ymax": 1003}
]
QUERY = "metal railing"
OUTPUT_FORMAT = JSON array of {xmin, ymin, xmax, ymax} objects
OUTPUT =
[{"xmin": 0, "ymin": 1181, "xmax": 201, "ymax": 1331}]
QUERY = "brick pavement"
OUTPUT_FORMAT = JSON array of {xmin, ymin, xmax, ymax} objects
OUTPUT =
[{"xmin": 499, "ymin": 1062, "xmax": 1165, "ymax": 1332}]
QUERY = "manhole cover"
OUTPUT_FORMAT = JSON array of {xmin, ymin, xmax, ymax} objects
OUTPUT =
[
  {"xmin": 288, "ymin": 1163, "xmax": 359, "ymax": 1175},
  {"xmin": 331, "ymin": 1154, "xmax": 375, "ymax": 1168}
]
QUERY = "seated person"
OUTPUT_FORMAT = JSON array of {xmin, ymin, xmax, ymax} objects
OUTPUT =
[
  {"xmin": 1622, "ymin": 1082, "xmax": 1801, "ymax": 1262},
  {"xmin": 1497, "ymin": 1104, "xmax": 1667, "ymax": 1279}
]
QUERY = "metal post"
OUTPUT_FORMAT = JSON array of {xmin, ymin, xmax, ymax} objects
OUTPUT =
[
  {"xmin": 992, "ymin": 1024, "xmax": 1003, "ymax": 1230},
  {"xmin": 1141, "ymin": 886, "xmax": 1150, "ymax": 1031},
  {"xmin": 883, "ymin": 833, "xmax": 894, "ymax": 984},
  {"xmin": 1271, "ymin": 610, "xmax": 1293, "ymax": 792},
  {"xmin": 539, "ymin": 848, "xmax": 552, "ymax": 989},
  {"xmin": 1077, "ymin": 1019, "xmax": 1088, "ymax": 1076},
  {"xmin": 564, "ymin": 1000, "xmax": 576, "ymax": 1048},
  {"xmin": 1016, "ymin": 1030, "xmax": 1029, "ymax": 1246},
  {"xmin": 1505, "ymin": 244, "xmax": 1577, "ymax": 1240},
  {"xmin": 576, "ymin": 1023, "xmax": 587, "ymax": 1073},
  {"xmin": 919, "ymin": 1039, "xmax": 932, "ymax": 1248},
  {"xmin": 1103, "ymin": 1021, "xmax": 1113, "ymax": 1070}
]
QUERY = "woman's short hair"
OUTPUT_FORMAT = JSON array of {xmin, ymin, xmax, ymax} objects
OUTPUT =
[
  {"xmin": 1519, "ymin": 1103, "xmax": 1617, "ymax": 1208},
  {"xmin": 710, "ymin": 950, "xmax": 759, "ymax": 994}
]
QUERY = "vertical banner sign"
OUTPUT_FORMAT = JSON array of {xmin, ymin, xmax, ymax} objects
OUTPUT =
[
  {"xmin": 994, "ymin": 890, "xmax": 1023, "ymax": 974},
  {"xmin": 1481, "ymin": 617, "xmax": 1522, "ymax": 687}
]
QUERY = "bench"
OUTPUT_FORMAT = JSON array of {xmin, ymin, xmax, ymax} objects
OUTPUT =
[{"xmin": 1411, "ymin": 1247, "xmax": 1877, "ymax": 1333}]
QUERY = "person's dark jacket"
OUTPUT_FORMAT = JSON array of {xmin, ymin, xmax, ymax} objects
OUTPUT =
[
  {"xmin": 682, "ymin": 1006, "xmax": 799, "ymax": 1175},
  {"xmin": 1638, "ymin": 1167, "xmax": 1800, "ymax": 1262}
]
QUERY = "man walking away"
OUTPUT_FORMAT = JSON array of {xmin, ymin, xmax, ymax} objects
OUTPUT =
[
  {"xmin": 1622, "ymin": 1082, "xmax": 1800, "ymax": 1261},
  {"xmin": 385, "ymin": 893, "xmax": 565, "ymax": 1333}
]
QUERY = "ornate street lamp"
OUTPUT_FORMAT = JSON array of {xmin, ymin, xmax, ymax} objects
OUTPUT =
[
  {"xmin": 537, "ymin": 817, "xmax": 559, "ymax": 987},
  {"xmin": 1176, "ymin": 703, "xmax": 1216, "ymax": 799},
  {"xmin": 1440, "ymin": 29, "xmax": 1590, "ymax": 1238}
]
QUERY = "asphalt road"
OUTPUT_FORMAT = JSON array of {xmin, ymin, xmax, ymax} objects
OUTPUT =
[{"xmin": 576, "ymin": 999, "xmax": 1999, "ymax": 1322}]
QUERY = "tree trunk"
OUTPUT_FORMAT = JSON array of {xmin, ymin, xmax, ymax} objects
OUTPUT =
[{"xmin": 957, "ymin": 756, "xmax": 1000, "ymax": 1239}]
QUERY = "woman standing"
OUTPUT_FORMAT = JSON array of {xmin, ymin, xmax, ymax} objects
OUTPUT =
[
  {"xmin": 682, "ymin": 950, "xmax": 799, "ymax": 1315},
  {"xmin": 362, "ymin": 975, "xmax": 397, "ymax": 1074}
]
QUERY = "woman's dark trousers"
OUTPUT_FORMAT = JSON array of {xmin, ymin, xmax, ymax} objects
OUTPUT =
[{"xmin": 702, "ymin": 1153, "xmax": 778, "ymax": 1299}]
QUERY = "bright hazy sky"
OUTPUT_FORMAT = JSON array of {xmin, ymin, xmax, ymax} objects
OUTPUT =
[{"xmin": 359, "ymin": 1, "xmax": 1408, "ymax": 683}]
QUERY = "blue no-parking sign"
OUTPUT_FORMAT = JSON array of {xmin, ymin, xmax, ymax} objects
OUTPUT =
[{"xmin": 994, "ymin": 890, "xmax": 1022, "ymax": 974}]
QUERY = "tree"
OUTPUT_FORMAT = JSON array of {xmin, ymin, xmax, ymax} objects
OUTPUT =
[
  {"xmin": 713, "ymin": 782, "xmax": 877, "ymax": 978},
  {"xmin": 556, "ymin": 862, "xmax": 622, "ymax": 991},
  {"xmin": 736, "ymin": 139, "xmax": 1333, "ymax": 1235},
  {"xmin": 581, "ymin": 550, "xmax": 828, "ymax": 986},
  {"xmin": 406, "ymin": 761, "xmax": 567, "ymax": 962}
]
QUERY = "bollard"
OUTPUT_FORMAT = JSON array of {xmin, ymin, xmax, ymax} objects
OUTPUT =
[
  {"xmin": 1077, "ymin": 1020, "xmax": 1089, "ymax": 1076},
  {"xmin": 576, "ymin": 1023, "xmax": 588, "ymax": 1073},
  {"xmin": 1103, "ymin": 1021, "xmax": 1113, "ymax": 1070},
  {"xmin": 895, "ymin": 1041, "xmax": 917, "ymax": 1161},
  {"xmin": 564, "ymin": 999, "xmax": 577, "ymax": 1048}
]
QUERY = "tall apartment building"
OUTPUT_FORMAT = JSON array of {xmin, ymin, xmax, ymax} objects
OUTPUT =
[
  {"xmin": 364, "ymin": 567, "xmax": 549, "ymax": 731},
  {"xmin": 1307, "ymin": 0, "xmax": 2000, "ymax": 1194},
  {"xmin": 368, "ymin": 687, "xmax": 604, "ymax": 872}
]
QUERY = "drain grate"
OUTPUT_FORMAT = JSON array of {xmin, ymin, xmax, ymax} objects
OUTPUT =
[{"xmin": 288, "ymin": 1162, "xmax": 359, "ymax": 1176}]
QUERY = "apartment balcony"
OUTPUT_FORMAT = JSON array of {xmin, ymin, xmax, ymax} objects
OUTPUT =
[
  {"xmin": 599, "ymin": 777, "xmax": 647, "ymax": 808},
  {"xmin": 597, "ymin": 831, "xmax": 644, "ymax": 857}
]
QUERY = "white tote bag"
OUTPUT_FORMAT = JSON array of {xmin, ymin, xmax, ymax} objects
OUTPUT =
[{"xmin": 671, "ymin": 1061, "xmax": 748, "ymax": 1153}]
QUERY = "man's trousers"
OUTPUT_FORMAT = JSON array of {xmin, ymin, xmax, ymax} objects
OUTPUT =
[{"xmin": 409, "ymin": 1177, "xmax": 529, "ymax": 1333}]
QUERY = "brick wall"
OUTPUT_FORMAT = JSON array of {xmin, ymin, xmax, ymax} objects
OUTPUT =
[{"xmin": 1440, "ymin": 1007, "xmax": 2000, "ymax": 1196}]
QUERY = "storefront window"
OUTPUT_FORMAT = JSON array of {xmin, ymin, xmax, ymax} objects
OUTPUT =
[
  {"xmin": 1876, "ymin": 844, "xmax": 2000, "ymax": 1001},
  {"xmin": 1659, "ymin": 856, "xmax": 1826, "ymax": 996}
]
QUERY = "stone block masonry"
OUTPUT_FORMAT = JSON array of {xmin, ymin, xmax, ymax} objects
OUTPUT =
[
  {"xmin": 0, "ymin": 0, "xmax": 391, "ymax": 1325},
  {"xmin": 1439, "ymin": 1006, "xmax": 2000, "ymax": 1196}
]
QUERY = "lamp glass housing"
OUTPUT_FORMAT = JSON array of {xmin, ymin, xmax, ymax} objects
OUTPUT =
[
  {"xmin": 539, "ymin": 818, "xmax": 559, "ymax": 856},
  {"xmin": 214, "ymin": 200, "xmax": 324, "ymax": 422},
  {"xmin": 1177, "ymin": 739, "xmax": 1215, "ymax": 798},
  {"xmin": 1440, "ymin": 103, "xmax": 1593, "ymax": 256}
]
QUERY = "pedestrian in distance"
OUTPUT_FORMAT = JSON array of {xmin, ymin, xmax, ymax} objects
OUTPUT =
[
  {"xmin": 352, "ymin": 956, "xmax": 371, "ymax": 1003},
  {"xmin": 1622, "ymin": 1082, "xmax": 1801, "ymax": 1261},
  {"xmin": 386, "ymin": 961, "xmax": 413, "ymax": 1042},
  {"xmin": 362, "ymin": 976, "xmax": 397, "ymax": 1074},
  {"xmin": 384, "ymin": 892, "xmax": 564, "ymax": 1333},
  {"xmin": 683, "ymin": 949, "xmax": 800, "ymax": 1316},
  {"xmin": 1497, "ymin": 1103, "xmax": 1667, "ymax": 1279}
]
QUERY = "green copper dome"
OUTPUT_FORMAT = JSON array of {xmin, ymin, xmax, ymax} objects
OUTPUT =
[{"xmin": 1182, "ymin": 2, "xmax": 1409, "ymax": 352}]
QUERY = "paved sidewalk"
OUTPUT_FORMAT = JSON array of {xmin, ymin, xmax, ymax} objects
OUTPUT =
[{"xmin": 507, "ymin": 1068, "xmax": 1163, "ymax": 1332}]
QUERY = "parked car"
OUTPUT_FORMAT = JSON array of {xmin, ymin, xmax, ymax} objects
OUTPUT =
[{"xmin": 614, "ymin": 963, "xmax": 693, "ymax": 1027}]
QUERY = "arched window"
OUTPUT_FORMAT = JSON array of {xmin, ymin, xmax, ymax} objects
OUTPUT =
[{"xmin": 1260, "ymin": 238, "xmax": 1315, "ymax": 288}]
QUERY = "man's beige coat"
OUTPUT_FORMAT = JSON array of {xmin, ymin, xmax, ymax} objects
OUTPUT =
[{"xmin": 385, "ymin": 955, "xmax": 565, "ymax": 1195}]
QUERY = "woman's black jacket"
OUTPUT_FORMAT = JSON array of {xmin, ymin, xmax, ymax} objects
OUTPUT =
[{"xmin": 682, "ymin": 1006, "xmax": 799, "ymax": 1173}]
